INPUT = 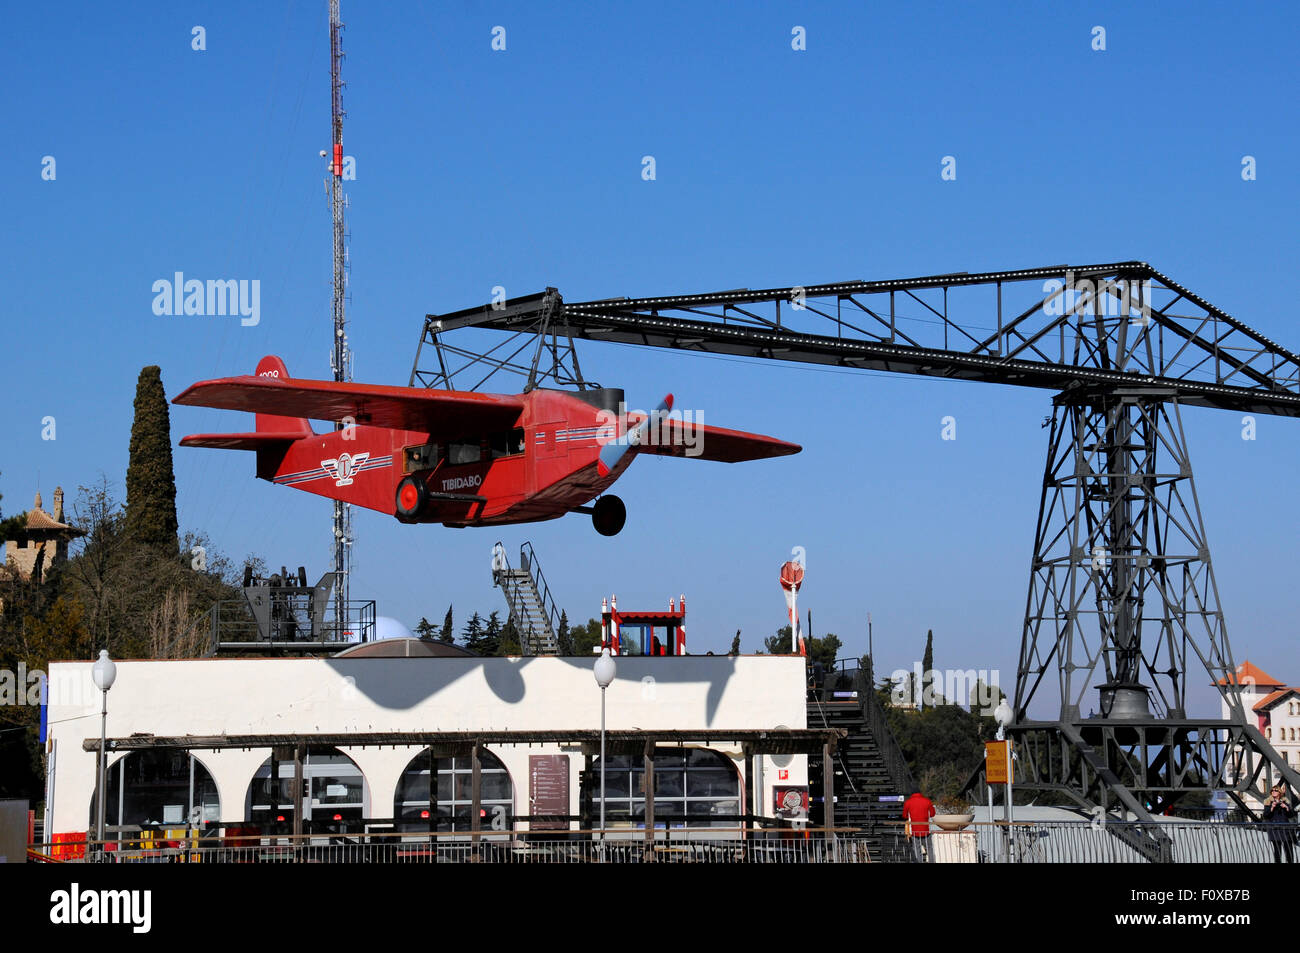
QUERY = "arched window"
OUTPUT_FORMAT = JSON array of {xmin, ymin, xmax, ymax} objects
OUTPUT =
[
  {"xmin": 244, "ymin": 746, "xmax": 368, "ymax": 833},
  {"xmin": 585, "ymin": 747, "xmax": 740, "ymax": 829},
  {"xmin": 89, "ymin": 748, "xmax": 220, "ymax": 837},
  {"xmin": 393, "ymin": 747, "xmax": 513, "ymax": 834}
]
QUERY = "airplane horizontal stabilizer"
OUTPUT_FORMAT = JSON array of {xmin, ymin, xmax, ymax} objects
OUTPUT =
[{"xmin": 179, "ymin": 432, "xmax": 310, "ymax": 451}]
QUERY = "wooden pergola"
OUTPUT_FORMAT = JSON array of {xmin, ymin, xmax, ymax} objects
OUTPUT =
[{"xmin": 83, "ymin": 728, "xmax": 846, "ymax": 842}]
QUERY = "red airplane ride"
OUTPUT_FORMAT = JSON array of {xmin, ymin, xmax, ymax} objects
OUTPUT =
[{"xmin": 174, "ymin": 356, "xmax": 800, "ymax": 536}]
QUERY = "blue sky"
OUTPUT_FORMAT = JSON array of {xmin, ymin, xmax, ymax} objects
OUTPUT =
[{"xmin": 3, "ymin": 2, "xmax": 1297, "ymax": 717}]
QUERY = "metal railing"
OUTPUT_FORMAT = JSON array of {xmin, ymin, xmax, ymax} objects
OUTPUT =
[
  {"xmin": 206, "ymin": 595, "xmax": 376, "ymax": 653},
  {"xmin": 518, "ymin": 541, "xmax": 561, "ymax": 650},
  {"xmin": 815, "ymin": 658, "xmax": 918, "ymax": 796},
  {"xmin": 883, "ymin": 820, "xmax": 1294, "ymax": 863},
  {"xmin": 34, "ymin": 820, "xmax": 1295, "ymax": 863},
  {"xmin": 41, "ymin": 829, "xmax": 872, "ymax": 864}
]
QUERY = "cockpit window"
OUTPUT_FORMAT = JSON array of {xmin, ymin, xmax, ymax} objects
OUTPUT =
[
  {"xmin": 448, "ymin": 441, "xmax": 482, "ymax": 466},
  {"xmin": 489, "ymin": 428, "xmax": 526, "ymax": 458},
  {"xmin": 403, "ymin": 443, "xmax": 440, "ymax": 473}
]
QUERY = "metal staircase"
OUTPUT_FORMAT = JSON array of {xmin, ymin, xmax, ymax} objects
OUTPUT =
[
  {"xmin": 808, "ymin": 661, "xmax": 917, "ymax": 861},
  {"xmin": 492, "ymin": 541, "xmax": 561, "ymax": 655}
]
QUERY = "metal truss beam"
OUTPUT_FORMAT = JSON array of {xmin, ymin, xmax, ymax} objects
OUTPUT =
[
  {"xmin": 416, "ymin": 263, "xmax": 1300, "ymax": 412},
  {"xmin": 410, "ymin": 288, "xmax": 594, "ymax": 392}
]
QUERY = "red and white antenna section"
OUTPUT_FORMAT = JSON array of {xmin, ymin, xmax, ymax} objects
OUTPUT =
[{"xmin": 780, "ymin": 558, "xmax": 806, "ymax": 656}]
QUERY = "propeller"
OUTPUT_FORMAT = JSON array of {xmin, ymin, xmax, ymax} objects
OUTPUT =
[{"xmin": 597, "ymin": 394, "xmax": 674, "ymax": 477}]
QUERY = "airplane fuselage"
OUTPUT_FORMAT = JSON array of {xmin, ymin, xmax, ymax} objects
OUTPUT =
[{"xmin": 260, "ymin": 387, "xmax": 626, "ymax": 527}]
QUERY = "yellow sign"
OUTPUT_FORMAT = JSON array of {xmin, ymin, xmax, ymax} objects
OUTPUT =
[{"xmin": 985, "ymin": 740, "xmax": 1010, "ymax": 784}]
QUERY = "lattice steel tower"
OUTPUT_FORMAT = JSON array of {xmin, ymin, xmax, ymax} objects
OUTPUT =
[{"xmin": 327, "ymin": 0, "xmax": 352, "ymax": 634}]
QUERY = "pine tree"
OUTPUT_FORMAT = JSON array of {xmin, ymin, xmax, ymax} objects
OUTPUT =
[
  {"xmin": 461, "ymin": 611, "xmax": 484, "ymax": 653},
  {"xmin": 571, "ymin": 617, "xmax": 603, "ymax": 656},
  {"xmin": 763, "ymin": 625, "xmax": 793, "ymax": 654},
  {"xmin": 556, "ymin": 610, "xmax": 573, "ymax": 655},
  {"xmin": 729, "ymin": 630, "xmax": 741, "ymax": 655},
  {"xmin": 439, "ymin": 605, "xmax": 454, "ymax": 643},
  {"xmin": 124, "ymin": 366, "xmax": 179, "ymax": 551},
  {"xmin": 497, "ymin": 617, "xmax": 522, "ymax": 656},
  {"xmin": 806, "ymin": 633, "xmax": 841, "ymax": 669},
  {"xmin": 413, "ymin": 616, "xmax": 436, "ymax": 640},
  {"xmin": 480, "ymin": 610, "xmax": 502, "ymax": 656}
]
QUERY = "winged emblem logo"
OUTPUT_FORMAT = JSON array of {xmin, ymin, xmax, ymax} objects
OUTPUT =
[{"xmin": 322, "ymin": 452, "xmax": 370, "ymax": 487}]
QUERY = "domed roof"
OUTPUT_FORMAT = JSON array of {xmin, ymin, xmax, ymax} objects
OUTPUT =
[{"xmin": 334, "ymin": 637, "xmax": 478, "ymax": 658}]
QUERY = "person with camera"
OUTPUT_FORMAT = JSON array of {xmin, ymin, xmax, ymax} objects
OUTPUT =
[{"xmin": 1263, "ymin": 783, "xmax": 1295, "ymax": 863}]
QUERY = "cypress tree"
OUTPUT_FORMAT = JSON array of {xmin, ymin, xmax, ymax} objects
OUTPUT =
[
  {"xmin": 922, "ymin": 629, "xmax": 935, "ymax": 707},
  {"xmin": 439, "ymin": 604, "xmax": 455, "ymax": 643},
  {"xmin": 556, "ymin": 610, "xmax": 572, "ymax": 655},
  {"xmin": 124, "ymin": 366, "xmax": 179, "ymax": 551}
]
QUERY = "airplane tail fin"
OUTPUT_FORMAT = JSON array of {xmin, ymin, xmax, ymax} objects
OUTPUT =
[
  {"xmin": 177, "ymin": 356, "xmax": 314, "ymax": 480},
  {"xmin": 252, "ymin": 355, "xmax": 313, "ymax": 439}
]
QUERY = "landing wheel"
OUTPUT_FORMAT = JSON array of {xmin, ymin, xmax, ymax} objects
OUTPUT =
[
  {"xmin": 592, "ymin": 494, "xmax": 626, "ymax": 537},
  {"xmin": 395, "ymin": 476, "xmax": 427, "ymax": 522}
]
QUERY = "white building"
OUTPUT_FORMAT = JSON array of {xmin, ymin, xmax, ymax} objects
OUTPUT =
[
  {"xmin": 1217, "ymin": 660, "xmax": 1299, "ymax": 807},
  {"xmin": 44, "ymin": 646, "xmax": 811, "ymax": 848}
]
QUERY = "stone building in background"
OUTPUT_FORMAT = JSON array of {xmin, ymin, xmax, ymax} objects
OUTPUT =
[{"xmin": 3, "ymin": 487, "xmax": 84, "ymax": 584}]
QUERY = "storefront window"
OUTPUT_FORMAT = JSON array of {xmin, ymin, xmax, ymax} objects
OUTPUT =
[
  {"xmin": 394, "ymin": 747, "xmax": 513, "ymax": 834},
  {"xmin": 245, "ymin": 746, "xmax": 367, "ymax": 831},
  {"xmin": 586, "ymin": 748, "xmax": 740, "ymax": 829},
  {"xmin": 89, "ymin": 749, "xmax": 220, "ymax": 835}
]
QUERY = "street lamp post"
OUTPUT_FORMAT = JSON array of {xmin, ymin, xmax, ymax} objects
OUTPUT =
[
  {"xmin": 994, "ymin": 699, "xmax": 1014, "ymax": 862},
  {"xmin": 593, "ymin": 648, "xmax": 617, "ymax": 854},
  {"xmin": 91, "ymin": 649, "xmax": 117, "ymax": 857}
]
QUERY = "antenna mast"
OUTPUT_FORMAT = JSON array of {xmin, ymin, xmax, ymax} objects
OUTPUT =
[{"xmin": 328, "ymin": 0, "xmax": 352, "ymax": 636}]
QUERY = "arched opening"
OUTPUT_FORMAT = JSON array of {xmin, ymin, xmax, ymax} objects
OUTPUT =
[
  {"xmin": 583, "ymin": 747, "xmax": 740, "ymax": 829},
  {"xmin": 244, "ymin": 746, "xmax": 368, "ymax": 835},
  {"xmin": 88, "ymin": 749, "xmax": 220, "ymax": 840},
  {"xmin": 393, "ymin": 747, "xmax": 514, "ymax": 835}
]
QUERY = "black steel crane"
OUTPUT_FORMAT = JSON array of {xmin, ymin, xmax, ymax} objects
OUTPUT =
[{"xmin": 412, "ymin": 261, "xmax": 1300, "ymax": 857}]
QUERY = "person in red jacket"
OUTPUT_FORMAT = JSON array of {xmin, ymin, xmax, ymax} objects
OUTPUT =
[{"xmin": 902, "ymin": 790, "xmax": 936, "ymax": 863}]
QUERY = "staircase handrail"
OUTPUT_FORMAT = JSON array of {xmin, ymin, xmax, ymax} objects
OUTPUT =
[
  {"xmin": 518, "ymin": 542, "xmax": 561, "ymax": 653},
  {"xmin": 491, "ymin": 542, "xmax": 532, "ymax": 655},
  {"xmin": 519, "ymin": 543, "xmax": 561, "ymax": 642},
  {"xmin": 843, "ymin": 660, "xmax": 916, "ymax": 796},
  {"xmin": 492, "ymin": 541, "xmax": 562, "ymax": 655}
]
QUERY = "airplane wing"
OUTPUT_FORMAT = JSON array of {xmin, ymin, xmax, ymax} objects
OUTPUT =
[
  {"xmin": 634, "ymin": 418, "xmax": 801, "ymax": 463},
  {"xmin": 173, "ymin": 375, "xmax": 525, "ymax": 434}
]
